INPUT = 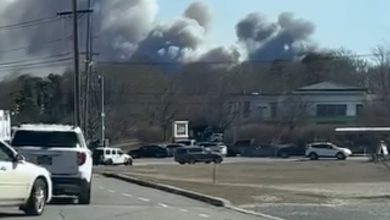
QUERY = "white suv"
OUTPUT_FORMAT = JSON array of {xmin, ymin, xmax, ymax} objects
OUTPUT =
[
  {"xmin": 0, "ymin": 140, "xmax": 52, "ymax": 215},
  {"xmin": 306, "ymin": 142, "xmax": 352, "ymax": 160},
  {"xmin": 11, "ymin": 124, "xmax": 93, "ymax": 204},
  {"xmin": 93, "ymin": 147, "xmax": 133, "ymax": 165}
]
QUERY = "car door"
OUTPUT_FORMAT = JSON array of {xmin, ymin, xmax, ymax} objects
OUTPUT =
[
  {"xmin": 0, "ymin": 142, "xmax": 31, "ymax": 204},
  {"xmin": 117, "ymin": 150, "xmax": 125, "ymax": 164},
  {"xmin": 111, "ymin": 149, "xmax": 118, "ymax": 164},
  {"xmin": 315, "ymin": 144, "xmax": 334, "ymax": 157}
]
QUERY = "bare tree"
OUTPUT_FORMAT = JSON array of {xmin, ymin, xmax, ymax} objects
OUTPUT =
[{"xmin": 273, "ymin": 94, "xmax": 312, "ymax": 142}]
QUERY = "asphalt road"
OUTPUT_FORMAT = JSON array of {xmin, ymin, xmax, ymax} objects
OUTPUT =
[
  {"xmin": 0, "ymin": 175, "xmax": 272, "ymax": 220},
  {"xmin": 253, "ymin": 202, "xmax": 390, "ymax": 220}
]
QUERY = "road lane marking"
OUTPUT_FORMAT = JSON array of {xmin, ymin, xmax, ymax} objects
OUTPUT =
[
  {"xmin": 199, "ymin": 214, "xmax": 210, "ymax": 218},
  {"xmin": 122, "ymin": 193, "xmax": 133, "ymax": 197},
  {"xmin": 108, "ymin": 190, "xmax": 116, "ymax": 193},
  {"xmin": 179, "ymin": 208, "xmax": 188, "ymax": 212},
  {"xmin": 98, "ymin": 186, "xmax": 105, "ymax": 190},
  {"xmin": 158, "ymin": 203, "xmax": 169, "ymax": 208},
  {"xmin": 138, "ymin": 197, "xmax": 150, "ymax": 202}
]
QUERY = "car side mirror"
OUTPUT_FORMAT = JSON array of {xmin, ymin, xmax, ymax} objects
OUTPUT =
[{"xmin": 13, "ymin": 154, "xmax": 25, "ymax": 163}]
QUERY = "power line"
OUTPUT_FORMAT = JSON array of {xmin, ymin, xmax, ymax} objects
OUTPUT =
[
  {"xmin": 0, "ymin": 57, "xmax": 72, "ymax": 71},
  {"xmin": 0, "ymin": 60, "xmax": 72, "ymax": 73},
  {"xmin": 0, "ymin": 16, "xmax": 60, "ymax": 32},
  {"xmin": 0, "ymin": 53, "xmax": 71, "ymax": 66},
  {"xmin": 0, "ymin": 38, "xmax": 68, "ymax": 54}
]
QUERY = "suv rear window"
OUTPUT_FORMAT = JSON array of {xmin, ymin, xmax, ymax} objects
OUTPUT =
[
  {"xmin": 189, "ymin": 148, "xmax": 202, "ymax": 153},
  {"xmin": 12, "ymin": 130, "xmax": 79, "ymax": 148}
]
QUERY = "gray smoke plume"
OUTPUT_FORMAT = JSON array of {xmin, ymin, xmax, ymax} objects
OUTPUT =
[
  {"xmin": 198, "ymin": 46, "xmax": 240, "ymax": 63},
  {"xmin": 132, "ymin": 2, "xmax": 209, "ymax": 63},
  {"xmin": 0, "ymin": 0, "xmax": 318, "ymax": 71},
  {"xmin": 236, "ymin": 13, "xmax": 277, "ymax": 42},
  {"xmin": 184, "ymin": 2, "xmax": 211, "ymax": 31},
  {"xmin": 0, "ymin": 0, "xmax": 157, "ymax": 61},
  {"xmin": 236, "ymin": 12, "xmax": 315, "ymax": 60}
]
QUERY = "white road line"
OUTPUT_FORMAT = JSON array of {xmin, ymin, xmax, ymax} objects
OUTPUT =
[
  {"xmin": 199, "ymin": 214, "xmax": 210, "ymax": 218},
  {"xmin": 122, "ymin": 193, "xmax": 133, "ymax": 197},
  {"xmin": 138, "ymin": 197, "xmax": 150, "ymax": 202},
  {"xmin": 108, "ymin": 190, "xmax": 116, "ymax": 193},
  {"xmin": 98, "ymin": 186, "xmax": 104, "ymax": 190},
  {"xmin": 179, "ymin": 208, "xmax": 188, "ymax": 212},
  {"xmin": 158, "ymin": 203, "xmax": 169, "ymax": 208}
]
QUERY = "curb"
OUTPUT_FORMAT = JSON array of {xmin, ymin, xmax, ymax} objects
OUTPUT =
[
  {"xmin": 103, "ymin": 172, "xmax": 287, "ymax": 220},
  {"xmin": 102, "ymin": 172, "xmax": 228, "ymax": 207}
]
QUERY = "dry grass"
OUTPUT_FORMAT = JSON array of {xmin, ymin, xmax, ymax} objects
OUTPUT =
[{"xmin": 99, "ymin": 160, "xmax": 390, "ymax": 205}]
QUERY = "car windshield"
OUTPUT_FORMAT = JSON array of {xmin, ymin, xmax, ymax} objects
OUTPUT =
[{"xmin": 12, "ymin": 131, "xmax": 78, "ymax": 147}]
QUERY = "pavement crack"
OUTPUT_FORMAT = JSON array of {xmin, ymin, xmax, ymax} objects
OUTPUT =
[{"xmin": 58, "ymin": 209, "xmax": 66, "ymax": 220}]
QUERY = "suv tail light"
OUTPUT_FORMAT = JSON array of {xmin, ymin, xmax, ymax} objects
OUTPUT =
[{"xmin": 77, "ymin": 152, "xmax": 87, "ymax": 166}]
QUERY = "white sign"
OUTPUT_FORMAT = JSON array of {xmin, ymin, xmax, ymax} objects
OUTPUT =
[{"xmin": 173, "ymin": 121, "xmax": 189, "ymax": 139}]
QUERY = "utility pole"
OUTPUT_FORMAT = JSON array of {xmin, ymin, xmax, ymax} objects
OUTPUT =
[
  {"xmin": 83, "ymin": 0, "xmax": 93, "ymax": 137},
  {"xmin": 99, "ymin": 74, "xmax": 105, "ymax": 147},
  {"xmin": 58, "ymin": 2, "xmax": 93, "ymax": 127},
  {"xmin": 72, "ymin": 0, "xmax": 81, "ymax": 127}
]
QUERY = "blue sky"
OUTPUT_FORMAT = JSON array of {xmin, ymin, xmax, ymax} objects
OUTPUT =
[{"xmin": 156, "ymin": 0, "xmax": 390, "ymax": 54}]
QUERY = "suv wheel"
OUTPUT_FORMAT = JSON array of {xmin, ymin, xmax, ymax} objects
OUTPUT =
[
  {"xmin": 23, "ymin": 178, "xmax": 47, "ymax": 216},
  {"xmin": 105, "ymin": 159, "xmax": 113, "ymax": 165},
  {"xmin": 309, "ymin": 153, "xmax": 318, "ymax": 160},
  {"xmin": 336, "ymin": 152, "xmax": 346, "ymax": 160},
  {"xmin": 79, "ymin": 183, "xmax": 91, "ymax": 205},
  {"xmin": 124, "ymin": 158, "xmax": 133, "ymax": 166},
  {"xmin": 213, "ymin": 158, "xmax": 222, "ymax": 164}
]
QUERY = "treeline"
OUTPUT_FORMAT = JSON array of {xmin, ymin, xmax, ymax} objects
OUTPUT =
[{"xmin": 1, "ymin": 47, "xmax": 390, "ymax": 143}]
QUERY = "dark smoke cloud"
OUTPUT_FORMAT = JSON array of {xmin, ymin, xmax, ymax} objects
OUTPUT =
[
  {"xmin": 236, "ymin": 12, "xmax": 315, "ymax": 60},
  {"xmin": 0, "ymin": 0, "xmax": 157, "ymax": 60},
  {"xmin": 184, "ymin": 2, "xmax": 212, "ymax": 31},
  {"xmin": 0, "ymin": 0, "xmax": 69, "ymax": 56},
  {"xmin": 131, "ymin": 1, "xmax": 212, "ymax": 63},
  {"xmin": 0, "ymin": 0, "xmax": 317, "ymax": 68},
  {"xmin": 236, "ymin": 13, "xmax": 277, "ymax": 42},
  {"xmin": 198, "ymin": 46, "xmax": 240, "ymax": 63}
]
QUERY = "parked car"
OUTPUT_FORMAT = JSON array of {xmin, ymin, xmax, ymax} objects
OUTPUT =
[
  {"xmin": 305, "ymin": 142, "xmax": 352, "ymax": 160},
  {"xmin": 228, "ymin": 139, "xmax": 257, "ymax": 156},
  {"xmin": 174, "ymin": 147, "xmax": 223, "ymax": 165},
  {"xmin": 198, "ymin": 142, "xmax": 228, "ymax": 156},
  {"xmin": 128, "ymin": 145, "xmax": 168, "ymax": 158},
  {"xmin": 11, "ymin": 124, "xmax": 93, "ymax": 204},
  {"xmin": 276, "ymin": 144, "xmax": 306, "ymax": 158},
  {"xmin": 208, "ymin": 133, "xmax": 224, "ymax": 142},
  {"xmin": 176, "ymin": 139, "xmax": 196, "ymax": 146},
  {"xmin": 241, "ymin": 144, "xmax": 279, "ymax": 157},
  {"xmin": 0, "ymin": 140, "xmax": 52, "ymax": 216},
  {"xmin": 93, "ymin": 147, "xmax": 133, "ymax": 165},
  {"xmin": 166, "ymin": 144, "xmax": 185, "ymax": 157}
]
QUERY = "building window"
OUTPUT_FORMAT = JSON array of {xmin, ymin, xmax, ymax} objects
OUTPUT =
[
  {"xmin": 316, "ymin": 104, "xmax": 347, "ymax": 117},
  {"xmin": 356, "ymin": 104, "xmax": 363, "ymax": 116},
  {"xmin": 243, "ymin": 101, "xmax": 251, "ymax": 117}
]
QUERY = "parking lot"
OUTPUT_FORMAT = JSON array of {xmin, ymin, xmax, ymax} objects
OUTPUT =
[{"xmin": 96, "ymin": 156, "xmax": 390, "ymax": 220}]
